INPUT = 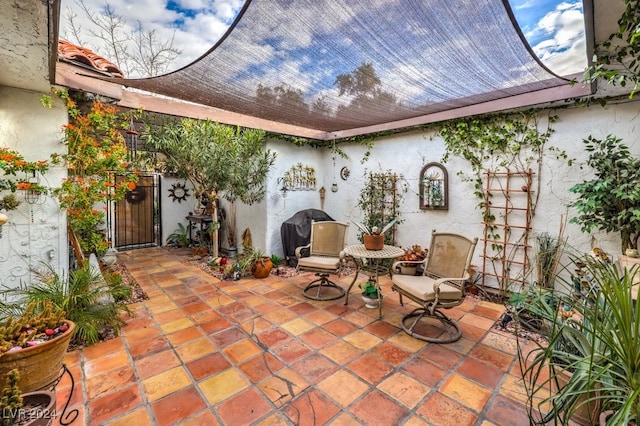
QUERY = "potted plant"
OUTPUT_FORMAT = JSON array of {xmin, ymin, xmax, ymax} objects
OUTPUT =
[
  {"xmin": 518, "ymin": 253, "xmax": 640, "ymax": 425},
  {"xmin": 166, "ymin": 222, "xmax": 189, "ymax": 248},
  {"xmin": 353, "ymin": 219, "xmax": 397, "ymax": 251},
  {"xmin": 358, "ymin": 281, "xmax": 381, "ymax": 308},
  {"xmin": 569, "ymin": 135, "xmax": 640, "ymax": 254},
  {"xmin": 241, "ymin": 248, "xmax": 273, "ymax": 279},
  {"xmin": 394, "ymin": 244, "xmax": 428, "ymax": 275},
  {"xmin": 1, "ymin": 369, "xmax": 56, "ymax": 426},
  {"xmin": 0, "ymin": 300, "xmax": 74, "ymax": 394}
]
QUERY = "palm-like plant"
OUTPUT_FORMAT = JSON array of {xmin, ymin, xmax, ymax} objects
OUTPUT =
[{"xmin": 0, "ymin": 263, "xmax": 132, "ymax": 346}]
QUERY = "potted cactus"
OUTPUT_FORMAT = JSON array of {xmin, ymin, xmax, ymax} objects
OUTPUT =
[{"xmin": 0, "ymin": 301, "xmax": 74, "ymax": 393}]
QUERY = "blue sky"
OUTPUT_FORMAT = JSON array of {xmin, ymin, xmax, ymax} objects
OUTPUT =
[{"xmin": 509, "ymin": 0, "xmax": 587, "ymax": 75}]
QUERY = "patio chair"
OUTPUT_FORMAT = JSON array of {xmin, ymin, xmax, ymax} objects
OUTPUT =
[
  {"xmin": 391, "ymin": 230, "xmax": 478, "ymax": 343},
  {"xmin": 295, "ymin": 221, "xmax": 349, "ymax": 301}
]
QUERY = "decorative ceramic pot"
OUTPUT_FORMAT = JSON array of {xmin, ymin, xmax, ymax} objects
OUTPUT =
[
  {"xmin": 252, "ymin": 257, "xmax": 273, "ymax": 278},
  {"xmin": 398, "ymin": 265, "xmax": 418, "ymax": 275},
  {"xmin": 361, "ymin": 293, "xmax": 380, "ymax": 309},
  {"xmin": 0, "ymin": 320, "xmax": 75, "ymax": 393},
  {"xmin": 363, "ymin": 234, "xmax": 384, "ymax": 250},
  {"xmin": 101, "ymin": 248, "xmax": 118, "ymax": 266}
]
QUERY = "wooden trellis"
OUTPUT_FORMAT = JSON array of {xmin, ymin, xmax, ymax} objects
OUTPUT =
[
  {"xmin": 361, "ymin": 172, "xmax": 399, "ymax": 245},
  {"xmin": 480, "ymin": 169, "xmax": 533, "ymax": 293}
]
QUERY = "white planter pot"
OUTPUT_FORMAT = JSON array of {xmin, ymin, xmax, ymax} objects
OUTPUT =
[{"xmin": 361, "ymin": 293, "xmax": 380, "ymax": 309}]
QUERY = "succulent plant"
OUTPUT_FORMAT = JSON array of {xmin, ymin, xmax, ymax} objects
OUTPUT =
[{"xmin": 0, "ymin": 301, "xmax": 67, "ymax": 354}]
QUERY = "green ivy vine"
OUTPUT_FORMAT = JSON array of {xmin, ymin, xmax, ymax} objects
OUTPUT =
[
  {"xmin": 438, "ymin": 110, "xmax": 568, "ymax": 290},
  {"xmin": 439, "ymin": 109, "xmax": 564, "ymax": 214}
]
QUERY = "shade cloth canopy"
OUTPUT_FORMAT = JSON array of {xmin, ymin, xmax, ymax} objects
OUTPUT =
[{"xmin": 86, "ymin": 0, "xmax": 591, "ymax": 140}]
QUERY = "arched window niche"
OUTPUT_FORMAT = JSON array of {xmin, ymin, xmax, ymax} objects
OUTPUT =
[{"xmin": 419, "ymin": 162, "xmax": 448, "ymax": 210}]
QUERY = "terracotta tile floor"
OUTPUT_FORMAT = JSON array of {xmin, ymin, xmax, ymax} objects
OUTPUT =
[{"xmin": 53, "ymin": 247, "xmax": 534, "ymax": 425}]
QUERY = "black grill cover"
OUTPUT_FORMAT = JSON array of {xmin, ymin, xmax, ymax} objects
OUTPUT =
[{"xmin": 281, "ymin": 209, "xmax": 334, "ymax": 266}]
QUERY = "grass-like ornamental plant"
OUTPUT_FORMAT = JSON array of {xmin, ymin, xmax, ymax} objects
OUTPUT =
[{"xmin": 518, "ymin": 254, "xmax": 640, "ymax": 425}]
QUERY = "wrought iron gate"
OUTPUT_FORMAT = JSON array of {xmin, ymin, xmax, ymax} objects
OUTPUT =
[{"xmin": 110, "ymin": 174, "xmax": 160, "ymax": 250}]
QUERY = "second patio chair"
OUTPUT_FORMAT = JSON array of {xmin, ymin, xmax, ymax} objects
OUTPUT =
[
  {"xmin": 391, "ymin": 230, "xmax": 478, "ymax": 343},
  {"xmin": 295, "ymin": 221, "xmax": 349, "ymax": 301}
]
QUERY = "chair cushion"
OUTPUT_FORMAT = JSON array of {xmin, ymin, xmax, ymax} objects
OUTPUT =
[
  {"xmin": 298, "ymin": 256, "xmax": 341, "ymax": 270},
  {"xmin": 392, "ymin": 275, "xmax": 462, "ymax": 302}
]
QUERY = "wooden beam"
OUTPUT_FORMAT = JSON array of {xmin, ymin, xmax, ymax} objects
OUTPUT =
[
  {"xmin": 57, "ymin": 63, "xmax": 594, "ymax": 141},
  {"xmin": 117, "ymin": 90, "xmax": 328, "ymax": 140},
  {"xmin": 329, "ymin": 77, "xmax": 593, "ymax": 139},
  {"xmin": 55, "ymin": 62, "xmax": 329, "ymax": 140}
]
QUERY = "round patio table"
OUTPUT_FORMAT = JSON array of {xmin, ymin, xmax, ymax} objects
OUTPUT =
[{"xmin": 343, "ymin": 244, "xmax": 404, "ymax": 318}]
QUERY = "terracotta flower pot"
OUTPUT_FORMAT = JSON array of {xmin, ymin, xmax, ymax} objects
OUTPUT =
[
  {"xmin": 0, "ymin": 320, "xmax": 75, "ymax": 393},
  {"xmin": 553, "ymin": 368, "xmax": 601, "ymax": 426},
  {"xmin": 252, "ymin": 257, "xmax": 273, "ymax": 278},
  {"xmin": 363, "ymin": 234, "xmax": 384, "ymax": 250}
]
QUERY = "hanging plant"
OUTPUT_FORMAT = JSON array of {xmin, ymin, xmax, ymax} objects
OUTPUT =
[{"xmin": 0, "ymin": 147, "xmax": 51, "ymax": 219}]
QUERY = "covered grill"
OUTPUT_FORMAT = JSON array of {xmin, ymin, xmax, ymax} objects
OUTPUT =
[{"xmin": 281, "ymin": 209, "xmax": 334, "ymax": 266}]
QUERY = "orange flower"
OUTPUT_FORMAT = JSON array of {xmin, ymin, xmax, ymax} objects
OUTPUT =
[
  {"xmin": 16, "ymin": 182, "xmax": 31, "ymax": 190},
  {"xmin": 127, "ymin": 181, "xmax": 136, "ymax": 190}
]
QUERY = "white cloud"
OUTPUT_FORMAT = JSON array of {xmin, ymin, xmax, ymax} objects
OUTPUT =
[
  {"xmin": 59, "ymin": 0, "xmax": 245, "ymax": 75},
  {"xmin": 530, "ymin": 3, "xmax": 587, "ymax": 75}
]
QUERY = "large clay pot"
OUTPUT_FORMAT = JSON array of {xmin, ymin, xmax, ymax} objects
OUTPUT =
[
  {"xmin": 398, "ymin": 265, "xmax": 418, "ymax": 275},
  {"xmin": 0, "ymin": 320, "xmax": 75, "ymax": 393},
  {"xmin": 252, "ymin": 257, "xmax": 273, "ymax": 278},
  {"xmin": 363, "ymin": 234, "xmax": 384, "ymax": 250},
  {"xmin": 554, "ymin": 369, "xmax": 601, "ymax": 426}
]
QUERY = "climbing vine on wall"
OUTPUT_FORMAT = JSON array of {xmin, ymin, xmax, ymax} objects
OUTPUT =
[
  {"xmin": 438, "ymin": 110, "xmax": 564, "ymax": 214},
  {"xmin": 438, "ymin": 110, "xmax": 568, "ymax": 291},
  {"xmin": 42, "ymin": 89, "xmax": 139, "ymax": 256}
]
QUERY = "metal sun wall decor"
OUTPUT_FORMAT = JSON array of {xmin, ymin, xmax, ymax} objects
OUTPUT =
[
  {"xmin": 168, "ymin": 182, "xmax": 189, "ymax": 203},
  {"xmin": 419, "ymin": 162, "xmax": 448, "ymax": 210}
]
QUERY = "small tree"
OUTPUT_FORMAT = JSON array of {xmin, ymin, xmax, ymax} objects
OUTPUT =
[
  {"xmin": 569, "ymin": 134, "xmax": 640, "ymax": 252},
  {"xmin": 143, "ymin": 119, "xmax": 276, "ymax": 254}
]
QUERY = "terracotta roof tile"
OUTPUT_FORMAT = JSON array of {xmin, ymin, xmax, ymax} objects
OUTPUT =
[{"xmin": 58, "ymin": 39, "xmax": 124, "ymax": 78}]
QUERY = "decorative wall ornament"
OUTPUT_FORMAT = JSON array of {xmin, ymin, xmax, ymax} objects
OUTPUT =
[
  {"xmin": 282, "ymin": 163, "xmax": 316, "ymax": 191},
  {"xmin": 168, "ymin": 182, "xmax": 189, "ymax": 203},
  {"xmin": 419, "ymin": 162, "xmax": 448, "ymax": 210},
  {"xmin": 340, "ymin": 167, "xmax": 350, "ymax": 181}
]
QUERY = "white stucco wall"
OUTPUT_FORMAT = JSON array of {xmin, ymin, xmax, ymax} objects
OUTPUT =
[
  {"xmin": 160, "ymin": 175, "xmax": 196, "ymax": 245},
  {"xmin": 0, "ymin": 86, "xmax": 68, "ymax": 288},
  {"xmin": 232, "ymin": 99, "xmax": 639, "ymax": 288}
]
